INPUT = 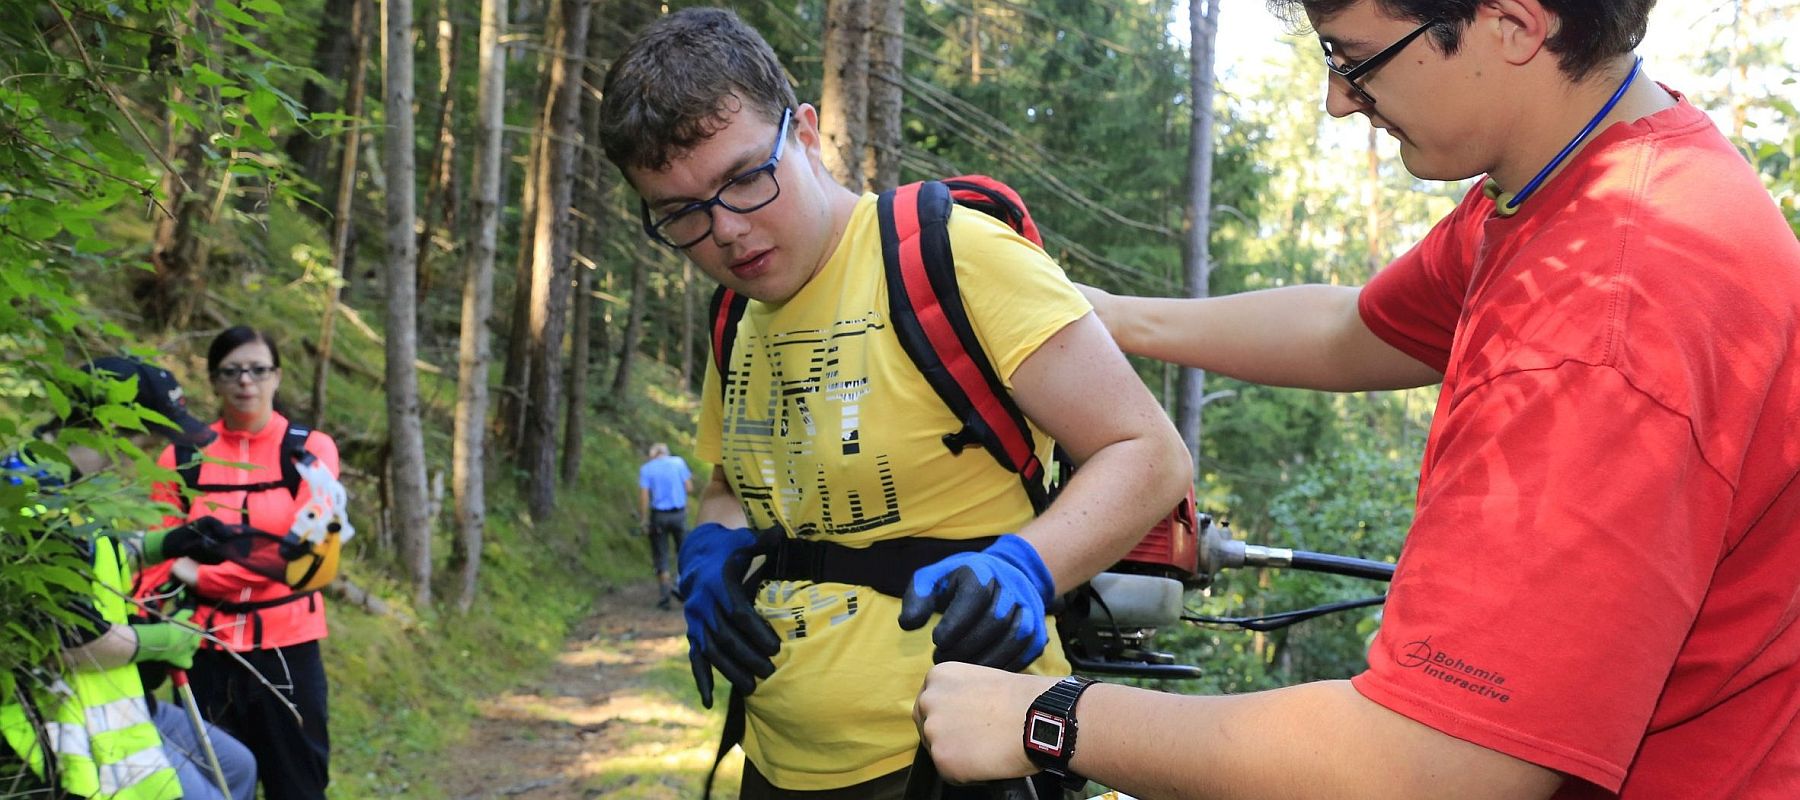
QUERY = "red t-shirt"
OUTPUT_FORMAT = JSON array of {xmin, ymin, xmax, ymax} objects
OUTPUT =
[
  {"xmin": 137, "ymin": 412, "xmax": 338, "ymax": 650},
  {"xmin": 1354, "ymin": 93, "xmax": 1800, "ymax": 797}
]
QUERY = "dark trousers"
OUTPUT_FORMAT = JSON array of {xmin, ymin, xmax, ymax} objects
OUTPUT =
[
  {"xmin": 649, "ymin": 508, "xmax": 687, "ymax": 585},
  {"xmin": 189, "ymin": 641, "xmax": 331, "ymax": 800}
]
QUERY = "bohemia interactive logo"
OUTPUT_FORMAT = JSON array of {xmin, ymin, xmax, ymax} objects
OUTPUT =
[{"xmin": 1397, "ymin": 637, "xmax": 1514, "ymax": 704}]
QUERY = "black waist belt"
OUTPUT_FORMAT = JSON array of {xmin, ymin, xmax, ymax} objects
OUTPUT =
[
  {"xmin": 201, "ymin": 590, "xmax": 318, "ymax": 614},
  {"xmin": 758, "ymin": 536, "xmax": 996, "ymax": 598}
]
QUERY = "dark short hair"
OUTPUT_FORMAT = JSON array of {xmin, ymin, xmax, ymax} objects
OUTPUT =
[
  {"xmin": 207, "ymin": 325, "xmax": 281, "ymax": 375},
  {"xmin": 597, "ymin": 7, "xmax": 798, "ymax": 174},
  {"xmin": 1267, "ymin": 0, "xmax": 1654, "ymax": 79}
]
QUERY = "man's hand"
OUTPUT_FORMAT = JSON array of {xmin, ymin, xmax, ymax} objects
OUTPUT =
[
  {"xmin": 898, "ymin": 534, "xmax": 1055, "ymax": 672},
  {"xmin": 676, "ymin": 522, "xmax": 780, "ymax": 708},
  {"xmin": 142, "ymin": 516, "xmax": 235, "ymax": 565},
  {"xmin": 914, "ymin": 662, "xmax": 1056, "ymax": 783},
  {"xmin": 130, "ymin": 608, "xmax": 201, "ymax": 670}
]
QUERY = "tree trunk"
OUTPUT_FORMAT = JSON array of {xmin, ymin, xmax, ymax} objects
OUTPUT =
[
  {"xmin": 137, "ymin": 0, "xmax": 217, "ymax": 331},
  {"xmin": 383, "ymin": 0, "xmax": 433, "ymax": 606},
  {"xmin": 679, "ymin": 261, "xmax": 695, "ymax": 390},
  {"xmin": 284, "ymin": 0, "xmax": 356, "ymax": 215},
  {"xmin": 416, "ymin": 0, "xmax": 461, "ymax": 296},
  {"xmin": 609, "ymin": 252, "xmax": 648, "ymax": 400},
  {"xmin": 819, "ymin": 0, "xmax": 869, "ymax": 188},
  {"xmin": 452, "ymin": 0, "xmax": 507, "ymax": 613},
  {"xmin": 863, "ymin": 0, "xmax": 904, "ymax": 191},
  {"xmin": 311, "ymin": 0, "xmax": 371, "ymax": 426},
  {"xmin": 562, "ymin": 6, "xmax": 622, "ymax": 486},
  {"xmin": 498, "ymin": 110, "xmax": 545, "ymax": 455},
  {"xmin": 1366, "ymin": 126, "xmax": 1382, "ymax": 273},
  {"xmin": 968, "ymin": 1, "xmax": 981, "ymax": 85},
  {"xmin": 521, "ymin": 0, "xmax": 592, "ymax": 522},
  {"xmin": 1174, "ymin": 0, "xmax": 1219, "ymax": 470},
  {"xmin": 562, "ymin": 260, "xmax": 592, "ymax": 485}
]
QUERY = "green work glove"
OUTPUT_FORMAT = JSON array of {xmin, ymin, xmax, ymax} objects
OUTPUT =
[{"xmin": 131, "ymin": 609, "xmax": 200, "ymax": 670}]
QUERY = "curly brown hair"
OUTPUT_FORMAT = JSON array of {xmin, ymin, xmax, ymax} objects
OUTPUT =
[
  {"xmin": 597, "ymin": 7, "xmax": 798, "ymax": 174},
  {"xmin": 1266, "ymin": 0, "xmax": 1654, "ymax": 80}
]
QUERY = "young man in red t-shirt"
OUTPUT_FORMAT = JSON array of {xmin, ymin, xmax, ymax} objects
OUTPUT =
[{"xmin": 913, "ymin": 1, "xmax": 1800, "ymax": 798}]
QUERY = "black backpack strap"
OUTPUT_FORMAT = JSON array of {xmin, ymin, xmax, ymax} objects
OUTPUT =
[
  {"xmin": 280, "ymin": 423, "xmax": 313, "ymax": 497},
  {"xmin": 878, "ymin": 180, "xmax": 1050, "ymax": 513},
  {"xmin": 178, "ymin": 421, "xmax": 316, "ymax": 499},
  {"xmin": 703, "ymin": 689, "xmax": 747, "ymax": 800},
  {"xmin": 759, "ymin": 536, "xmax": 996, "ymax": 597},
  {"xmin": 174, "ymin": 443, "xmax": 201, "ymax": 512},
  {"xmin": 708, "ymin": 285, "xmax": 750, "ymax": 383}
]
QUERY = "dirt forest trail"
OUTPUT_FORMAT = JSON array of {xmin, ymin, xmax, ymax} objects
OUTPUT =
[{"xmin": 439, "ymin": 580, "xmax": 745, "ymax": 799}]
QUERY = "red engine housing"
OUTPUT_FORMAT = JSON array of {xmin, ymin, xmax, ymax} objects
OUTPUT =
[{"xmin": 1113, "ymin": 487, "xmax": 1203, "ymax": 585}]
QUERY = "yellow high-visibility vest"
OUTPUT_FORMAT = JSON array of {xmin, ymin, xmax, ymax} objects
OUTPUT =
[{"xmin": 0, "ymin": 538, "xmax": 181, "ymax": 799}]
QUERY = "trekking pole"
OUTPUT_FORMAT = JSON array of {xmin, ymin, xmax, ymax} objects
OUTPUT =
[{"xmin": 170, "ymin": 669, "xmax": 232, "ymax": 798}]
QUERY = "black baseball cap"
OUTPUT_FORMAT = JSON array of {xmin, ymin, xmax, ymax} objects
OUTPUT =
[{"xmin": 51, "ymin": 357, "xmax": 218, "ymax": 447}]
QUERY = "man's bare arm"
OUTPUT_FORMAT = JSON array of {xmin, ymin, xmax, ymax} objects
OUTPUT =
[
  {"xmin": 916, "ymin": 664, "xmax": 1562, "ymax": 800},
  {"xmin": 1008, "ymin": 312, "xmax": 1193, "ymax": 591},
  {"xmin": 1083, "ymin": 284, "xmax": 1442, "ymax": 393},
  {"xmin": 697, "ymin": 466, "xmax": 749, "ymax": 529}
]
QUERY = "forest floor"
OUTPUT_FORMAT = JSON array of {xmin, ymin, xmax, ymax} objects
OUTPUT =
[{"xmin": 438, "ymin": 579, "xmax": 743, "ymax": 799}]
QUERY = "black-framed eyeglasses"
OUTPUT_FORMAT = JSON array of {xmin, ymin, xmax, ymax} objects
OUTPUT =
[
  {"xmin": 213, "ymin": 364, "xmax": 278, "ymax": 382},
  {"xmin": 1321, "ymin": 17, "xmax": 1440, "ymax": 106},
  {"xmin": 640, "ymin": 107, "xmax": 793, "ymax": 249}
]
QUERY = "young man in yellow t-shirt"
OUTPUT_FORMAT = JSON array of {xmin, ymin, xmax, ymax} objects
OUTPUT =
[{"xmin": 595, "ymin": 8, "xmax": 1191, "ymax": 795}]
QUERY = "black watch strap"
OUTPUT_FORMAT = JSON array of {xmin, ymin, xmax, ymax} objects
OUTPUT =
[{"xmin": 1023, "ymin": 675, "xmax": 1099, "ymax": 788}]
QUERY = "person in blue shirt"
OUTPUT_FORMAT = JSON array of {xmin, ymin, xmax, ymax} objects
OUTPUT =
[{"xmin": 636, "ymin": 443, "xmax": 693, "ymax": 609}]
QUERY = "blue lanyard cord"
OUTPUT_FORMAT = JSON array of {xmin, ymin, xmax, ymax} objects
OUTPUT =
[{"xmin": 1503, "ymin": 56, "xmax": 1644, "ymax": 211}]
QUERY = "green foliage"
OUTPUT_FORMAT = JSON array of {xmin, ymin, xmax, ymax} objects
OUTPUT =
[{"xmin": 0, "ymin": 0, "xmax": 320, "ymax": 738}]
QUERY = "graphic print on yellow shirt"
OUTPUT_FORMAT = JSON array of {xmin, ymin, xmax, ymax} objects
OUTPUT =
[{"xmin": 698, "ymin": 194, "xmax": 1090, "ymax": 789}]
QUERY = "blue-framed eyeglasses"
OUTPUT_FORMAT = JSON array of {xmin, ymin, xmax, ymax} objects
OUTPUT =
[
  {"xmin": 640, "ymin": 107, "xmax": 793, "ymax": 249},
  {"xmin": 1321, "ymin": 17, "xmax": 1440, "ymax": 106}
]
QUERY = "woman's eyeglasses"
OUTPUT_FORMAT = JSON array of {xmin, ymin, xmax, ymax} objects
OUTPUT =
[{"xmin": 214, "ymin": 365, "xmax": 278, "ymax": 382}]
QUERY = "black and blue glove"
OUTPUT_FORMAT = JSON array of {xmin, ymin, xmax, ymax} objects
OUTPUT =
[
  {"xmin": 142, "ymin": 517, "xmax": 235, "ymax": 565},
  {"xmin": 897, "ymin": 534, "xmax": 1056, "ymax": 672},
  {"xmin": 677, "ymin": 522, "xmax": 781, "ymax": 708}
]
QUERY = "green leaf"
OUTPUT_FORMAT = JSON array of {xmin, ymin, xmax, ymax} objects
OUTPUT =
[
  {"xmin": 43, "ymin": 381, "xmax": 70, "ymax": 419},
  {"xmin": 248, "ymin": 88, "xmax": 280, "ymax": 127},
  {"xmin": 192, "ymin": 64, "xmax": 231, "ymax": 87},
  {"xmin": 214, "ymin": 1, "xmax": 259, "ymax": 26}
]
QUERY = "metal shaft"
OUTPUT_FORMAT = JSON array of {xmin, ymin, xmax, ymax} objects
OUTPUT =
[{"xmin": 172, "ymin": 669, "xmax": 232, "ymax": 799}]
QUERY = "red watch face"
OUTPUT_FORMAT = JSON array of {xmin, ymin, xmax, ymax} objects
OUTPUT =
[{"xmin": 1026, "ymin": 711, "xmax": 1068, "ymax": 755}]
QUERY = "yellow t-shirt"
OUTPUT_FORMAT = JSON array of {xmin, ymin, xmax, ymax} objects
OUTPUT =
[{"xmin": 697, "ymin": 193, "xmax": 1090, "ymax": 789}]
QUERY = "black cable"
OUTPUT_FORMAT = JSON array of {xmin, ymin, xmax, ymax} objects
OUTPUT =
[
  {"xmin": 1288, "ymin": 551, "xmax": 1396, "ymax": 582},
  {"xmin": 1182, "ymin": 594, "xmax": 1387, "ymax": 632}
]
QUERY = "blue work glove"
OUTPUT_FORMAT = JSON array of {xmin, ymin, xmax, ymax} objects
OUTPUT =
[
  {"xmin": 677, "ymin": 522, "xmax": 781, "ymax": 708},
  {"xmin": 898, "ymin": 534, "xmax": 1056, "ymax": 672}
]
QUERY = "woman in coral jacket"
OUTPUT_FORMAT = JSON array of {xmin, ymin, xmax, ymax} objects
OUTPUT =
[{"xmin": 137, "ymin": 325, "xmax": 338, "ymax": 800}]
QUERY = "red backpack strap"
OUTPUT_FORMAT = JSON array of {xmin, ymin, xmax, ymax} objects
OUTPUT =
[
  {"xmin": 878, "ymin": 180, "xmax": 1050, "ymax": 513},
  {"xmin": 940, "ymin": 175, "xmax": 1041, "ymax": 247},
  {"xmin": 708, "ymin": 285, "xmax": 749, "ymax": 380}
]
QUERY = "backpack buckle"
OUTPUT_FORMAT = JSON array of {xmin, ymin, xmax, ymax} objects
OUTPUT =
[{"xmin": 941, "ymin": 426, "xmax": 981, "ymax": 454}]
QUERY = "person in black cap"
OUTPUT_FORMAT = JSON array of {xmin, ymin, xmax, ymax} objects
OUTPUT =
[
  {"xmin": 30, "ymin": 355, "xmax": 221, "ymax": 451},
  {"xmin": 2, "ymin": 356, "xmax": 258, "ymax": 800}
]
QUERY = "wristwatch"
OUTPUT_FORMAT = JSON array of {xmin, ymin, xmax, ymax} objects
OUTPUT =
[{"xmin": 1023, "ymin": 675, "xmax": 1099, "ymax": 788}]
